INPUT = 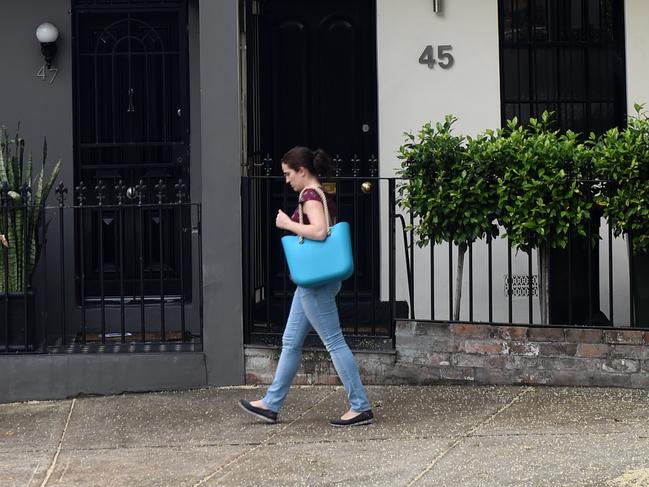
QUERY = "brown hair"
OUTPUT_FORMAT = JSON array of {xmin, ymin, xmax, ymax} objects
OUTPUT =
[{"xmin": 281, "ymin": 146, "xmax": 333, "ymax": 178}]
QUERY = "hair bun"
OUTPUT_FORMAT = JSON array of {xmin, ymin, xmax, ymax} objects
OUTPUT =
[{"xmin": 313, "ymin": 148, "xmax": 333, "ymax": 178}]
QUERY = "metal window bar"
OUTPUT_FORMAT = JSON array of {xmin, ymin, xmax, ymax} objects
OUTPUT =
[
  {"xmin": 448, "ymin": 242, "xmax": 453, "ymax": 321},
  {"xmin": 430, "ymin": 241, "xmax": 435, "ymax": 321},
  {"xmin": 41, "ymin": 201, "xmax": 48, "ymax": 350},
  {"xmin": 388, "ymin": 178, "xmax": 396, "ymax": 348},
  {"xmin": 369, "ymin": 155, "xmax": 378, "ymax": 335},
  {"xmin": 488, "ymin": 234, "xmax": 493, "ymax": 322},
  {"xmin": 56, "ymin": 183, "xmax": 67, "ymax": 345},
  {"xmin": 117, "ymin": 181, "xmax": 126, "ymax": 342},
  {"xmin": 528, "ymin": 249, "xmax": 533, "ymax": 324},
  {"xmin": 608, "ymin": 181, "xmax": 614, "ymax": 326},
  {"xmin": 282, "ymin": 176, "xmax": 289, "ymax": 330},
  {"xmin": 469, "ymin": 243, "xmax": 474, "ymax": 322},
  {"xmin": 409, "ymin": 211, "xmax": 415, "ymax": 320}
]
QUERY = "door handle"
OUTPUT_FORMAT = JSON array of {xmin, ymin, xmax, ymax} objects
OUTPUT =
[
  {"xmin": 127, "ymin": 88, "xmax": 135, "ymax": 113},
  {"xmin": 361, "ymin": 181, "xmax": 373, "ymax": 193}
]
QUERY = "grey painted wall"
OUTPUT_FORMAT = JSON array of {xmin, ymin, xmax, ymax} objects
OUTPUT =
[
  {"xmin": 0, "ymin": 353, "xmax": 207, "ymax": 403},
  {"xmin": 198, "ymin": 0, "xmax": 245, "ymax": 385},
  {"xmin": 0, "ymin": 0, "xmax": 73, "ymax": 194},
  {"xmin": 0, "ymin": 0, "xmax": 206, "ymax": 341},
  {"xmin": 0, "ymin": 1, "xmax": 79, "ymax": 358},
  {"xmin": 0, "ymin": 0, "xmax": 246, "ymax": 400}
]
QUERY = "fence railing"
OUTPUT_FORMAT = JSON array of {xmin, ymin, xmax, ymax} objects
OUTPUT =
[
  {"xmin": 400, "ymin": 182, "xmax": 646, "ymax": 330},
  {"xmin": 242, "ymin": 175, "xmax": 649, "ymax": 351},
  {"xmin": 241, "ymin": 175, "xmax": 404, "ymax": 350},
  {"xmin": 0, "ymin": 180, "xmax": 203, "ymax": 354}
]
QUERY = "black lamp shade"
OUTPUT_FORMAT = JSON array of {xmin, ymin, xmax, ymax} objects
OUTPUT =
[{"xmin": 40, "ymin": 42, "xmax": 57, "ymax": 69}]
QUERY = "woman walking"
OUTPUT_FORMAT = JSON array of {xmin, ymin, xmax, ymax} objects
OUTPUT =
[{"xmin": 239, "ymin": 146, "xmax": 373, "ymax": 427}]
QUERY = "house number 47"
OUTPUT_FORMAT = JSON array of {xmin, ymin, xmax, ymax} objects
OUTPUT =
[{"xmin": 419, "ymin": 45, "xmax": 454, "ymax": 69}]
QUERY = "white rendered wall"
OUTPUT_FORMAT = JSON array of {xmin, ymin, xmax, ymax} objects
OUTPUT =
[
  {"xmin": 375, "ymin": 0, "xmax": 638, "ymax": 326},
  {"xmin": 377, "ymin": 0, "xmax": 501, "ymax": 177},
  {"xmin": 625, "ymin": 0, "xmax": 649, "ymax": 116},
  {"xmin": 376, "ymin": 0, "xmax": 538, "ymax": 324}
]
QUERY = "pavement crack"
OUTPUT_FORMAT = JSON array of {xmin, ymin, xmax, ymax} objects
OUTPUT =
[
  {"xmin": 56, "ymin": 458, "xmax": 72, "ymax": 485},
  {"xmin": 40, "ymin": 398, "xmax": 76, "ymax": 487},
  {"xmin": 191, "ymin": 389, "xmax": 337, "ymax": 487},
  {"xmin": 25, "ymin": 460, "xmax": 41, "ymax": 487},
  {"xmin": 405, "ymin": 386, "xmax": 533, "ymax": 487}
]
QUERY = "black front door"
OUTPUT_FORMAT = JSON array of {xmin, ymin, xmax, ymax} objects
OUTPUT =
[
  {"xmin": 73, "ymin": 1, "xmax": 191, "ymax": 300},
  {"xmin": 245, "ymin": 0, "xmax": 380, "ymax": 331},
  {"xmin": 252, "ymin": 0, "xmax": 378, "ymax": 169}
]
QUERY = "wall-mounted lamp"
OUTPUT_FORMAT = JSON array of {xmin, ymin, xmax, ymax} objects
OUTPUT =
[
  {"xmin": 36, "ymin": 22, "xmax": 59, "ymax": 69},
  {"xmin": 432, "ymin": 0, "xmax": 442, "ymax": 14}
]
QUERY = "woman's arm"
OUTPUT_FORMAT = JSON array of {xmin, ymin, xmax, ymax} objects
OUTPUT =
[{"xmin": 276, "ymin": 199, "xmax": 328, "ymax": 241}]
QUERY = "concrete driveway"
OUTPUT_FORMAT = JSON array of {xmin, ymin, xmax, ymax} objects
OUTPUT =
[{"xmin": 2, "ymin": 385, "xmax": 649, "ymax": 486}]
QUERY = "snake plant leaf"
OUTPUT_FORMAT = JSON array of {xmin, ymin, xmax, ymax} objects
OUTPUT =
[
  {"xmin": 29, "ymin": 171, "xmax": 44, "ymax": 255},
  {"xmin": 33, "ymin": 168, "xmax": 44, "ymax": 205},
  {"xmin": 0, "ymin": 136, "xmax": 6, "ymax": 183},
  {"xmin": 0, "ymin": 124, "xmax": 61, "ymax": 292},
  {"xmin": 43, "ymin": 160, "xmax": 61, "ymax": 200},
  {"xmin": 5, "ymin": 141, "xmax": 15, "ymax": 189},
  {"xmin": 18, "ymin": 139, "xmax": 25, "ymax": 187},
  {"xmin": 26, "ymin": 152, "xmax": 33, "ymax": 187}
]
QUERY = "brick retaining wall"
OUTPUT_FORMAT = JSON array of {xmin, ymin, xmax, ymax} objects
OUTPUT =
[
  {"xmin": 244, "ymin": 345, "xmax": 396, "ymax": 385},
  {"xmin": 244, "ymin": 321, "xmax": 649, "ymax": 388}
]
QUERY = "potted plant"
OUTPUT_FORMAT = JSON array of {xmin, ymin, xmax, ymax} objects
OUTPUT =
[
  {"xmin": 592, "ymin": 104, "xmax": 649, "ymax": 326},
  {"xmin": 397, "ymin": 115, "xmax": 500, "ymax": 320},
  {"xmin": 496, "ymin": 112, "xmax": 593, "ymax": 324},
  {"xmin": 0, "ymin": 125, "xmax": 60, "ymax": 350}
]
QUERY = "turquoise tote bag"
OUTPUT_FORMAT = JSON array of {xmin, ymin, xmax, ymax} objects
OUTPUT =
[{"xmin": 281, "ymin": 187, "xmax": 354, "ymax": 288}]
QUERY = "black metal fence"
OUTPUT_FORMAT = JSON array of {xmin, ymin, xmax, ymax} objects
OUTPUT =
[
  {"xmin": 242, "ymin": 175, "xmax": 649, "ymax": 352},
  {"xmin": 400, "ymin": 182, "xmax": 648, "ymax": 331},
  {"xmin": 241, "ymin": 174, "xmax": 405, "ymax": 350},
  {"xmin": 0, "ymin": 180, "xmax": 203, "ymax": 354}
]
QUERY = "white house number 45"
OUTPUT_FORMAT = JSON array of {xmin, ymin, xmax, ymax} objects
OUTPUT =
[{"xmin": 419, "ymin": 45, "xmax": 454, "ymax": 69}]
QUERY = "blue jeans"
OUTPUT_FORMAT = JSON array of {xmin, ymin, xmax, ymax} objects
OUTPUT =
[{"xmin": 262, "ymin": 281, "xmax": 371, "ymax": 413}]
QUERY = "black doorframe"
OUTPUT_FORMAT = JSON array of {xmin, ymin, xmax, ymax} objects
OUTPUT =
[{"xmin": 240, "ymin": 0, "xmax": 387, "ymax": 337}]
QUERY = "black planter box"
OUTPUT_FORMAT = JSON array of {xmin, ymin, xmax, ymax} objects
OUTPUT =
[
  {"xmin": 550, "ymin": 212, "xmax": 606, "ymax": 326},
  {"xmin": 0, "ymin": 291, "xmax": 36, "ymax": 352}
]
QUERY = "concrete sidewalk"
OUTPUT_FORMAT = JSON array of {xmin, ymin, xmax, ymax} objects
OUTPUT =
[{"xmin": 2, "ymin": 385, "xmax": 649, "ymax": 487}]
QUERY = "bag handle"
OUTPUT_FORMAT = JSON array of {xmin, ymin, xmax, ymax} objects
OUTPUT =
[{"xmin": 297, "ymin": 186, "xmax": 332, "ymax": 244}]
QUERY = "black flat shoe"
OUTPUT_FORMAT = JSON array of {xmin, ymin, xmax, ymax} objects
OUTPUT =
[
  {"xmin": 238, "ymin": 399, "xmax": 278, "ymax": 424},
  {"xmin": 329, "ymin": 410, "xmax": 374, "ymax": 427}
]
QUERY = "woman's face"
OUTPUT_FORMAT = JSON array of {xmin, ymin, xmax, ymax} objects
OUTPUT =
[{"xmin": 281, "ymin": 163, "xmax": 305, "ymax": 192}]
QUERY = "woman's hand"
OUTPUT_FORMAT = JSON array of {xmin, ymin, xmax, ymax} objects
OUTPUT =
[{"xmin": 276, "ymin": 209, "xmax": 292, "ymax": 230}]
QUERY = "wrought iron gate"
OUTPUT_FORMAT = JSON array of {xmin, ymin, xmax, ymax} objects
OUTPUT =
[{"xmin": 72, "ymin": 0, "xmax": 191, "ymax": 301}]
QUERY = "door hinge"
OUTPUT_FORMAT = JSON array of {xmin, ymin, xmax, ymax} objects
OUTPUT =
[{"xmin": 252, "ymin": 0, "xmax": 260, "ymax": 16}]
